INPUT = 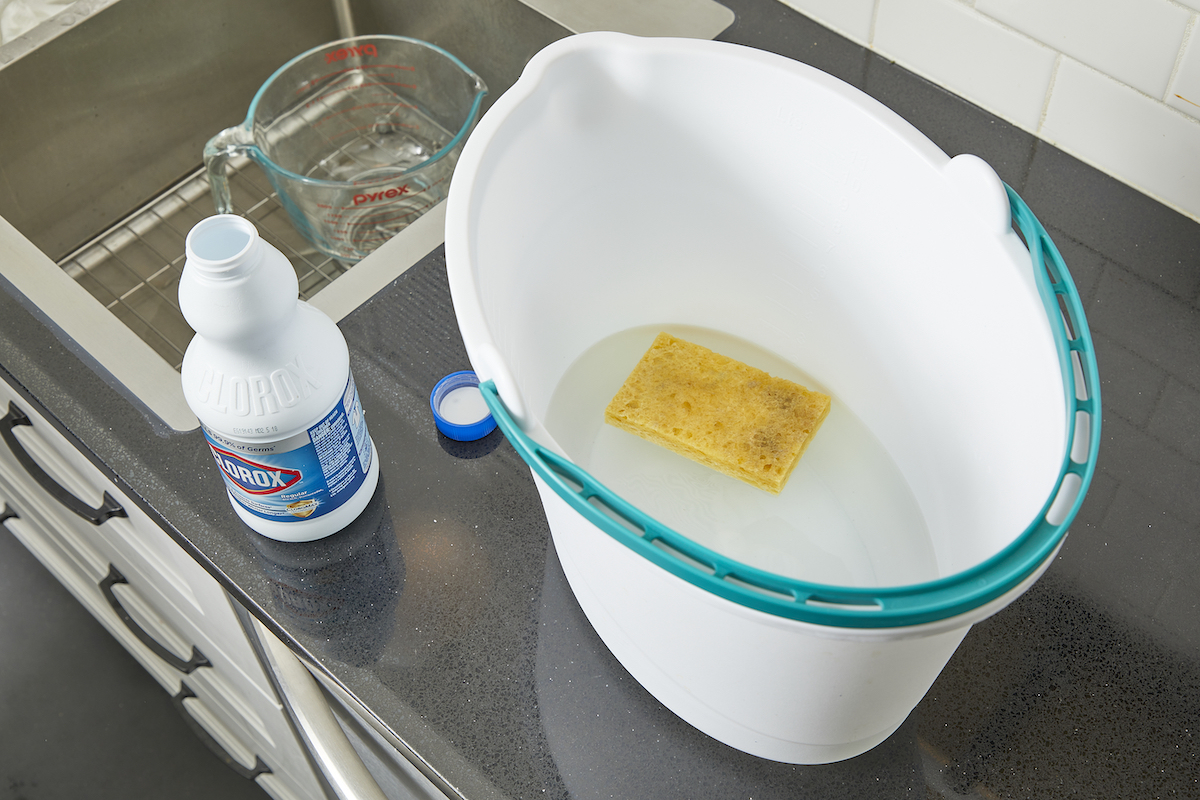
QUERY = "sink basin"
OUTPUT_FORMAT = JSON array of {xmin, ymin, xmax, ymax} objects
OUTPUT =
[{"xmin": 0, "ymin": 0, "xmax": 733, "ymax": 430}]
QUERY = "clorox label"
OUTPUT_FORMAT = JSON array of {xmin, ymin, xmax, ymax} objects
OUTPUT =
[{"xmin": 203, "ymin": 372, "xmax": 374, "ymax": 523}]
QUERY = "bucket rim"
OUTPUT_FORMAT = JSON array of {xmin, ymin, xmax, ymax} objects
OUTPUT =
[{"xmin": 477, "ymin": 186, "xmax": 1101, "ymax": 628}]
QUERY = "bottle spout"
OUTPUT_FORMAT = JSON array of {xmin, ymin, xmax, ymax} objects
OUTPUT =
[{"xmin": 184, "ymin": 215, "xmax": 262, "ymax": 280}]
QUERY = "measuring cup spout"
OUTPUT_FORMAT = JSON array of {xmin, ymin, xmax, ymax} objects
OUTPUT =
[{"xmin": 204, "ymin": 125, "xmax": 255, "ymax": 215}]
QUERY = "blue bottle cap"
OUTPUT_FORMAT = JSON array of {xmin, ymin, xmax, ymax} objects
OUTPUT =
[{"xmin": 430, "ymin": 371, "xmax": 497, "ymax": 441}]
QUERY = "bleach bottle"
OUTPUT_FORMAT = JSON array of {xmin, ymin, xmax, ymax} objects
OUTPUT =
[{"xmin": 180, "ymin": 215, "xmax": 378, "ymax": 542}]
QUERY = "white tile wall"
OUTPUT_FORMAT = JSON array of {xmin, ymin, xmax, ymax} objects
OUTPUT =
[
  {"xmin": 1044, "ymin": 58, "xmax": 1200, "ymax": 219},
  {"xmin": 976, "ymin": 0, "xmax": 1189, "ymax": 97},
  {"xmin": 873, "ymin": 0, "xmax": 1058, "ymax": 131},
  {"xmin": 1169, "ymin": 28, "xmax": 1200, "ymax": 120},
  {"xmin": 777, "ymin": 0, "xmax": 1200, "ymax": 224}
]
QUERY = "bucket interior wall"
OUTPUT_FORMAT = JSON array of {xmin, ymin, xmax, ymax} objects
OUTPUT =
[{"xmin": 462, "ymin": 40, "xmax": 1065, "ymax": 582}]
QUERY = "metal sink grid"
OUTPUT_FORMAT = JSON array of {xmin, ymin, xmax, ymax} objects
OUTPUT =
[{"xmin": 57, "ymin": 160, "xmax": 351, "ymax": 370}]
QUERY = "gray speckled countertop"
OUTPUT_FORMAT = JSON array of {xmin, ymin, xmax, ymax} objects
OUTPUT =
[{"xmin": 3, "ymin": 1, "xmax": 1199, "ymax": 797}]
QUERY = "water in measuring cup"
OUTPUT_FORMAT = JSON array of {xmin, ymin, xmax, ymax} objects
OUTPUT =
[
  {"xmin": 544, "ymin": 325, "xmax": 939, "ymax": 588},
  {"xmin": 265, "ymin": 75, "xmax": 458, "ymax": 258},
  {"xmin": 307, "ymin": 103, "xmax": 456, "ymax": 183},
  {"xmin": 266, "ymin": 64, "xmax": 457, "ymax": 182}
]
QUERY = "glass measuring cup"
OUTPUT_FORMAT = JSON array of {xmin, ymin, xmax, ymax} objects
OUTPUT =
[{"xmin": 204, "ymin": 36, "xmax": 487, "ymax": 262}]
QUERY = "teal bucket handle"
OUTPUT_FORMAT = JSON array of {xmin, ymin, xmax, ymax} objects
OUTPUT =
[{"xmin": 480, "ymin": 185, "xmax": 1101, "ymax": 628}]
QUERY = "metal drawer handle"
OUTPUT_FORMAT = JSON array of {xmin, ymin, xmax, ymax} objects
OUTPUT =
[
  {"xmin": 100, "ymin": 565, "xmax": 211, "ymax": 674},
  {"xmin": 172, "ymin": 683, "xmax": 272, "ymax": 781},
  {"xmin": 2, "ymin": 402, "xmax": 126, "ymax": 525}
]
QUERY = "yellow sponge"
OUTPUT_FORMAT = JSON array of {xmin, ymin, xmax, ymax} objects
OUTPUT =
[{"xmin": 604, "ymin": 332, "xmax": 831, "ymax": 494}]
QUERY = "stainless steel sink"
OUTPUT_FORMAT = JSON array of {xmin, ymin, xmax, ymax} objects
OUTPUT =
[{"xmin": 0, "ymin": 0, "xmax": 733, "ymax": 430}]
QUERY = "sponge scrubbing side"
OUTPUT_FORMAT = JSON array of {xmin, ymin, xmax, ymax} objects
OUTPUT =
[{"xmin": 604, "ymin": 332, "xmax": 831, "ymax": 494}]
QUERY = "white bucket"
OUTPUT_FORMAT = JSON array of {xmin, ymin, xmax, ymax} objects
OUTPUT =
[{"xmin": 445, "ymin": 32, "xmax": 1100, "ymax": 764}]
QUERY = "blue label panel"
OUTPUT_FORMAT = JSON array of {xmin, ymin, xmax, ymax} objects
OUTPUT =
[{"xmin": 205, "ymin": 372, "xmax": 373, "ymax": 523}]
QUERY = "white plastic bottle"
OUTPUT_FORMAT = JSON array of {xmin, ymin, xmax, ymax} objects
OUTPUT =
[{"xmin": 180, "ymin": 215, "xmax": 378, "ymax": 542}]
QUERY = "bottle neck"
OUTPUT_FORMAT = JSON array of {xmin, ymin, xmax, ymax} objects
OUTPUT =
[
  {"xmin": 184, "ymin": 215, "xmax": 263, "ymax": 281},
  {"xmin": 179, "ymin": 214, "xmax": 301, "ymax": 345}
]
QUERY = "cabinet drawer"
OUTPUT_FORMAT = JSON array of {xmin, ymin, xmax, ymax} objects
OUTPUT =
[
  {"xmin": 0, "ymin": 491, "xmax": 186, "ymax": 696},
  {"xmin": 0, "ymin": 387, "xmax": 126, "ymax": 530},
  {"xmin": 91, "ymin": 503, "xmax": 279, "ymax": 704},
  {"xmin": 173, "ymin": 681, "xmax": 273, "ymax": 780},
  {"xmin": 1, "ymin": 379, "xmax": 325, "ymax": 800},
  {"xmin": 0, "ymin": 467, "xmax": 108, "ymax": 586},
  {"xmin": 0, "ymin": 387, "xmax": 277, "ymax": 703},
  {"xmin": 186, "ymin": 666, "xmax": 325, "ymax": 800}
]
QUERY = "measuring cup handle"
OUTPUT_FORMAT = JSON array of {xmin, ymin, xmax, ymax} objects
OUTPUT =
[{"xmin": 203, "ymin": 126, "xmax": 254, "ymax": 215}]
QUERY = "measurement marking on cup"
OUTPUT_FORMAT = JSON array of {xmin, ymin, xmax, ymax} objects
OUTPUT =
[
  {"xmin": 306, "ymin": 82, "xmax": 419, "ymax": 108},
  {"xmin": 345, "ymin": 205, "xmax": 430, "ymax": 224},
  {"xmin": 326, "ymin": 205, "xmax": 432, "ymax": 236},
  {"xmin": 315, "ymin": 104, "xmax": 420, "ymax": 129},
  {"xmin": 295, "ymin": 64, "xmax": 417, "ymax": 92},
  {"xmin": 325, "ymin": 101, "xmax": 420, "ymax": 114},
  {"xmin": 332, "ymin": 122, "xmax": 423, "ymax": 137},
  {"xmin": 296, "ymin": 63, "xmax": 416, "ymax": 93}
]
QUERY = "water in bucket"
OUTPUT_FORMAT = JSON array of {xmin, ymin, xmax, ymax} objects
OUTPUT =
[{"xmin": 544, "ymin": 324, "xmax": 938, "ymax": 588}]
